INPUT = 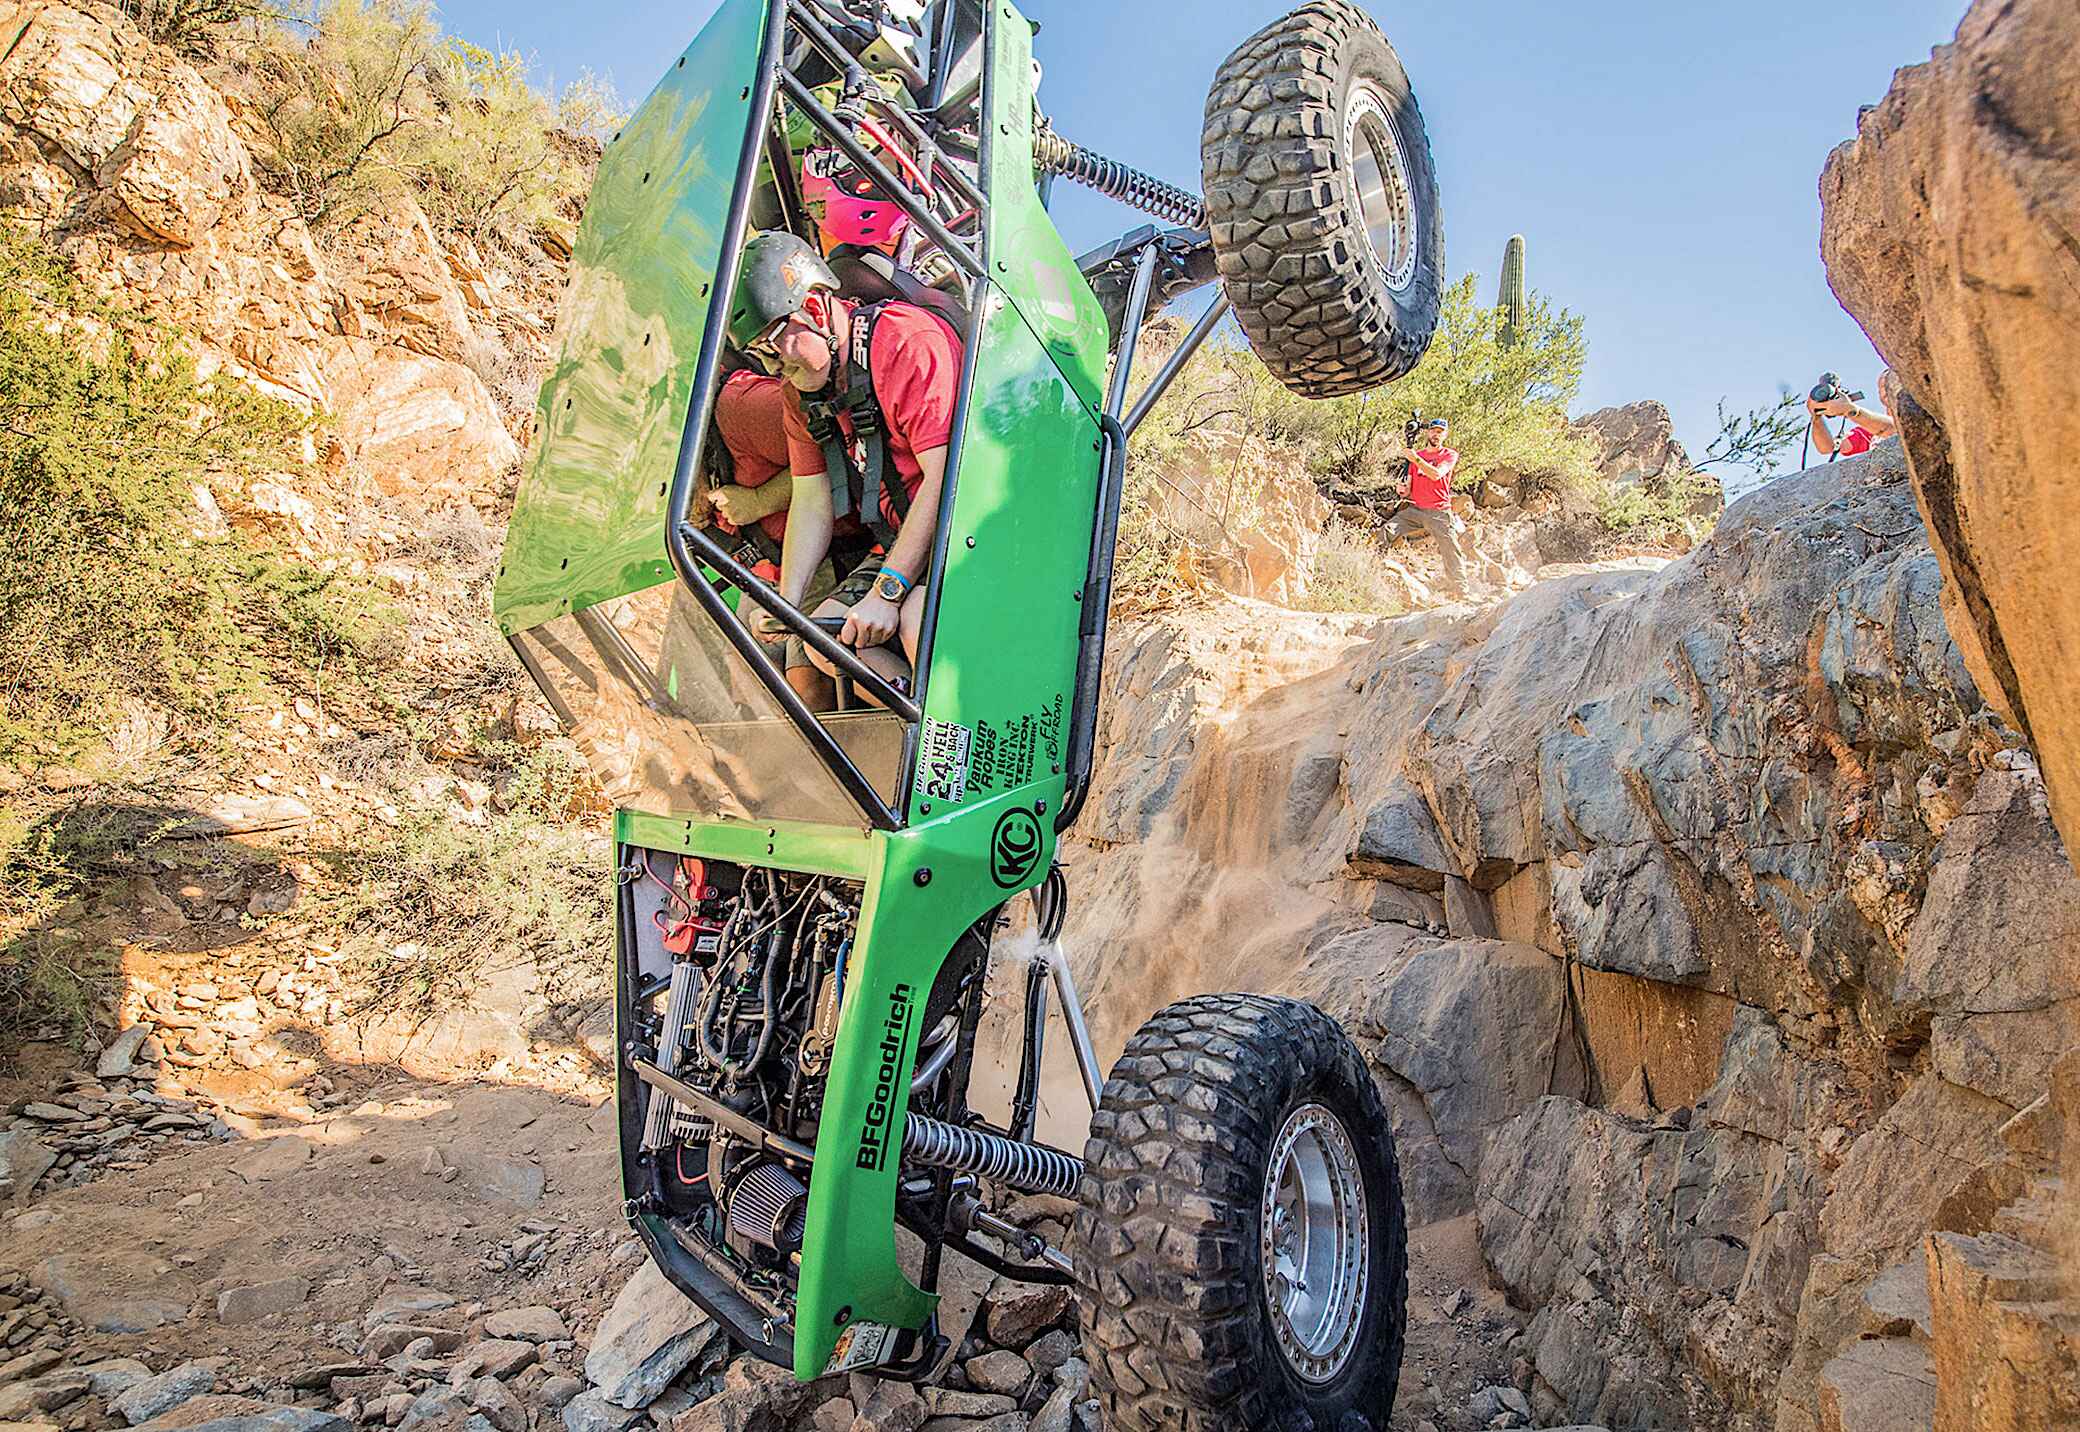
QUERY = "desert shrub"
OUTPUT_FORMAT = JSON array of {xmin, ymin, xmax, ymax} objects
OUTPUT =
[
  {"xmin": 1296, "ymin": 521, "xmax": 1406, "ymax": 615},
  {"xmin": 119, "ymin": 0, "xmax": 270, "ymax": 56},
  {"xmin": 316, "ymin": 807, "xmax": 606, "ymax": 1018},
  {"xmin": 245, "ymin": 1, "xmax": 594, "ymax": 239},
  {"xmin": 0, "ymin": 228, "xmax": 388, "ymax": 765},
  {"xmin": 1597, "ymin": 466, "xmax": 1720, "ymax": 545}
]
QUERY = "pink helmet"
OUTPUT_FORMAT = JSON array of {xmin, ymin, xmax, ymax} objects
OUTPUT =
[
  {"xmin": 820, "ymin": 189, "xmax": 908, "ymax": 247},
  {"xmin": 800, "ymin": 147, "xmax": 838, "ymax": 205}
]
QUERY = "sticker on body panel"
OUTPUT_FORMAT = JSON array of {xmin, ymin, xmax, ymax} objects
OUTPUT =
[
  {"xmin": 914, "ymin": 716, "xmax": 972, "ymax": 805},
  {"xmin": 822, "ymin": 1319, "xmax": 899, "ymax": 1374}
]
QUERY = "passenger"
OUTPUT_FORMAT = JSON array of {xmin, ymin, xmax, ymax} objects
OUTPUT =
[
  {"xmin": 706, "ymin": 368, "xmax": 840, "ymax": 708},
  {"xmin": 726, "ymin": 231, "xmax": 962, "ymax": 704}
]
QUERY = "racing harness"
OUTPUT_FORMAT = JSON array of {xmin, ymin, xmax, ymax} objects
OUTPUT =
[{"xmin": 800, "ymin": 300, "xmax": 909, "ymax": 547}]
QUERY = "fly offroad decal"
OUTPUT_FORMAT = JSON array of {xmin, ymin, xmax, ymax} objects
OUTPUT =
[
  {"xmin": 855, "ymin": 982, "xmax": 916, "ymax": 1172},
  {"xmin": 821, "ymin": 1320, "xmax": 897, "ymax": 1375},
  {"xmin": 966, "ymin": 693, "xmax": 1064, "ymax": 798},
  {"xmin": 913, "ymin": 717, "xmax": 972, "ymax": 806},
  {"xmin": 990, "ymin": 807, "xmax": 1044, "ymax": 889}
]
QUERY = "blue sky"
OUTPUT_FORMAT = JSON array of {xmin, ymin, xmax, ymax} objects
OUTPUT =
[{"xmin": 440, "ymin": 0, "xmax": 1963, "ymax": 457}]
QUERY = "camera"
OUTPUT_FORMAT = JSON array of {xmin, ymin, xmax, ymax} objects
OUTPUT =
[
  {"xmin": 1404, "ymin": 412, "xmax": 1425, "ymax": 449},
  {"xmin": 1810, "ymin": 372, "xmax": 1865, "ymax": 406}
]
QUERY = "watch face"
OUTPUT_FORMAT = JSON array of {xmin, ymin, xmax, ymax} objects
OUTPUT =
[{"xmin": 875, "ymin": 572, "xmax": 905, "ymax": 602}]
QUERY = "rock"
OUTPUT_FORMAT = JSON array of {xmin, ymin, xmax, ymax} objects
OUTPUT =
[
  {"xmin": 1820, "ymin": 0, "xmax": 2080, "ymax": 864},
  {"xmin": 364, "ymin": 1290, "xmax": 458, "ymax": 1330},
  {"xmin": 1468, "ymin": 1385, "xmax": 1531, "ymax": 1427},
  {"xmin": 1019, "ymin": 1333, "xmax": 1073, "ymax": 1377},
  {"xmin": 461, "ymin": 1380, "xmax": 523, "ymax": 1432},
  {"xmin": 131, "ymin": 1398, "xmax": 347, "ymax": 1432},
  {"xmin": 1923, "ymin": 1229, "xmax": 2072, "ymax": 1431},
  {"xmin": 582, "ymin": 1263, "xmax": 714, "ymax": 1409},
  {"xmin": 96, "ymin": 1027, "xmax": 153, "ymax": 1079},
  {"xmin": 0, "ymin": 1352, "xmax": 65, "ymax": 1388},
  {"xmin": 961, "ymin": 1352, "xmax": 1030, "ymax": 1398},
  {"xmin": 0, "ymin": 1374, "xmax": 89, "ymax": 1421},
  {"xmin": 115, "ymin": 1366, "xmax": 219, "ymax": 1427},
  {"xmin": 18, "ymin": 1107, "xmax": 78, "ymax": 1126},
  {"xmin": 363, "ymin": 1328, "xmax": 462, "ymax": 1362},
  {"xmin": 480, "ymin": 1308, "xmax": 567, "ymax": 1344},
  {"xmin": 169, "ymin": 797, "xmax": 314, "ymax": 839},
  {"xmin": 1026, "ymin": 1386, "xmax": 1075, "ymax": 1432},
  {"xmin": 0, "ymin": 1135, "xmax": 56, "ymax": 1206},
  {"xmin": 448, "ymin": 1155, "xmax": 545, "ymax": 1209},
  {"xmin": 216, "ymin": 1276, "xmax": 310, "ymax": 1325},
  {"xmin": 847, "ymin": 1379, "xmax": 923, "ymax": 1432},
  {"xmin": 35, "ymin": 1253, "xmax": 188, "ymax": 1332},
  {"xmin": 320, "ymin": 340, "xmax": 521, "ymax": 497},
  {"xmin": 533, "ymin": 1380, "xmax": 583, "ymax": 1413},
  {"xmin": 77, "ymin": 1361, "xmax": 151, "ymax": 1399},
  {"xmin": 231, "ymin": 1137, "xmax": 313, "ymax": 1182},
  {"xmin": 917, "ymin": 1389, "xmax": 1015, "ymax": 1420},
  {"xmin": 1816, "ymin": 1336, "xmax": 1935, "ymax": 1432},
  {"xmin": 392, "ymin": 1390, "xmax": 468, "ymax": 1432},
  {"xmin": 981, "ymin": 1285, "xmax": 1068, "ymax": 1350},
  {"xmin": 559, "ymin": 1394, "xmax": 641, "ymax": 1432},
  {"xmin": 287, "ymin": 1365, "xmax": 379, "ymax": 1393},
  {"xmin": 1571, "ymin": 401, "xmax": 1707, "ymax": 509},
  {"xmin": 450, "ymin": 1343, "xmax": 534, "ymax": 1382}
]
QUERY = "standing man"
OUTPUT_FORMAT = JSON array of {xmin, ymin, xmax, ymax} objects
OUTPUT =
[
  {"xmin": 1806, "ymin": 384, "xmax": 1897, "ymax": 459},
  {"xmin": 725, "ymin": 230, "xmax": 962, "ymax": 702},
  {"xmin": 1385, "ymin": 415, "xmax": 1476, "ymax": 599}
]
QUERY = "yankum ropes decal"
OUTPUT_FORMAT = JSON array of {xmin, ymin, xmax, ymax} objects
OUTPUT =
[{"xmin": 856, "ymin": 982, "xmax": 916, "ymax": 1171}]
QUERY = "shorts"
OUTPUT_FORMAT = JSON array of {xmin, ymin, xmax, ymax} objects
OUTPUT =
[{"xmin": 784, "ymin": 564, "xmax": 879, "ymax": 670}]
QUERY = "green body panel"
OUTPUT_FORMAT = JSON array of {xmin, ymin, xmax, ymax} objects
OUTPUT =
[
  {"xmin": 492, "ymin": 0, "xmax": 767, "ymax": 637},
  {"xmin": 501, "ymin": 0, "xmax": 1113, "ymax": 1383},
  {"xmin": 978, "ymin": 9, "xmax": 1110, "ymax": 414}
]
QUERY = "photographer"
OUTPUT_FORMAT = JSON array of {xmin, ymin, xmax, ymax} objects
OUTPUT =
[
  {"xmin": 1384, "ymin": 414, "xmax": 1475, "ymax": 599},
  {"xmin": 1806, "ymin": 372, "xmax": 1896, "ymax": 459}
]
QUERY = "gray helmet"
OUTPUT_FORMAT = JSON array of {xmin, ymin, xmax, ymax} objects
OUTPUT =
[{"xmin": 727, "ymin": 231, "xmax": 838, "ymax": 350}]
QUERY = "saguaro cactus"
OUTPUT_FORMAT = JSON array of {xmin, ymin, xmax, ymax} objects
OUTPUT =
[{"xmin": 1497, "ymin": 233, "xmax": 1527, "ymax": 347}]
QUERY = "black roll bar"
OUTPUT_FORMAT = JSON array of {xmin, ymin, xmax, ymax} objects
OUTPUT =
[
  {"xmin": 661, "ymin": 0, "xmax": 902, "ymax": 831},
  {"xmin": 1122, "ymin": 292, "xmax": 1231, "ymax": 440}
]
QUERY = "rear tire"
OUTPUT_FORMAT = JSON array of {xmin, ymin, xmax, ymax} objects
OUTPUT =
[
  {"xmin": 1068, "ymin": 994, "xmax": 1408, "ymax": 1432},
  {"xmin": 1201, "ymin": 1, "xmax": 1444, "ymax": 397}
]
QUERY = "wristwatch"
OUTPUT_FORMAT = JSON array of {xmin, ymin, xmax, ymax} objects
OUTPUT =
[{"xmin": 873, "ymin": 566, "xmax": 911, "ymax": 603}]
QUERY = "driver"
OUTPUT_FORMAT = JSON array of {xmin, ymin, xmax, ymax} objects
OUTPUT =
[{"xmin": 726, "ymin": 231, "xmax": 962, "ymax": 705}]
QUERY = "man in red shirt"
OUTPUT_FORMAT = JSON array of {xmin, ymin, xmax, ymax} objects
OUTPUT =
[
  {"xmin": 1806, "ymin": 386, "xmax": 1896, "ymax": 459},
  {"xmin": 1384, "ymin": 415, "xmax": 1475, "ymax": 598},
  {"xmin": 728, "ymin": 230, "xmax": 961, "ymax": 702}
]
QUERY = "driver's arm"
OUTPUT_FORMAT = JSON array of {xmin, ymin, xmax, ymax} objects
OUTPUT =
[
  {"xmin": 778, "ymin": 469, "xmax": 832, "ymax": 609},
  {"xmin": 716, "ymin": 473, "xmax": 793, "ymax": 525},
  {"xmin": 880, "ymin": 446, "xmax": 946, "ymax": 591}
]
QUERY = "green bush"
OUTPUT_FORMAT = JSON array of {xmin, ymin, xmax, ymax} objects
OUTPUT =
[
  {"xmin": 247, "ymin": 0, "xmax": 598, "ymax": 239},
  {"xmin": 0, "ymin": 227, "xmax": 387, "ymax": 765},
  {"xmin": 1295, "ymin": 521, "xmax": 1406, "ymax": 616}
]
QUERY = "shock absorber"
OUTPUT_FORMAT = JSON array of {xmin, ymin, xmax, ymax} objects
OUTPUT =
[
  {"xmin": 1033, "ymin": 127, "xmax": 1207, "ymax": 231},
  {"xmin": 901, "ymin": 1112, "xmax": 1083, "ymax": 1199}
]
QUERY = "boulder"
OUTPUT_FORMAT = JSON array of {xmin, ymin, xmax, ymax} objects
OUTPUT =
[
  {"xmin": 0, "ymin": 1132, "xmax": 56, "ymax": 1205},
  {"xmin": 582, "ymin": 1263, "xmax": 715, "ymax": 1408},
  {"xmin": 131, "ymin": 1397, "xmax": 347, "ymax": 1432},
  {"xmin": 114, "ymin": 1365, "xmax": 219, "ymax": 1427},
  {"xmin": 321, "ymin": 339, "xmax": 522, "ymax": 497},
  {"xmin": 1819, "ymin": 0, "xmax": 2080, "ymax": 866},
  {"xmin": 482, "ymin": 1307, "xmax": 569, "ymax": 1344}
]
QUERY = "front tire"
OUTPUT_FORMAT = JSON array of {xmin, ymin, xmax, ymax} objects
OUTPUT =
[
  {"xmin": 1201, "ymin": 1, "xmax": 1445, "ymax": 397},
  {"xmin": 1068, "ymin": 994, "xmax": 1408, "ymax": 1432}
]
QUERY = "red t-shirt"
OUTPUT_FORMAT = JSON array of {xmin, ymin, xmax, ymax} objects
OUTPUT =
[
  {"xmin": 1839, "ymin": 424, "xmax": 1874, "ymax": 458},
  {"xmin": 1408, "ymin": 446, "xmax": 1458, "ymax": 510},
  {"xmin": 715, "ymin": 370, "xmax": 792, "ymax": 543},
  {"xmin": 782, "ymin": 300, "xmax": 962, "ymax": 532}
]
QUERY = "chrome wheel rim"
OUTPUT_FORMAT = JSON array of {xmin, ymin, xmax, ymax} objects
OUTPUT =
[
  {"xmin": 1261, "ymin": 1102, "xmax": 1370, "ymax": 1383},
  {"xmin": 1345, "ymin": 84, "xmax": 1419, "ymax": 293}
]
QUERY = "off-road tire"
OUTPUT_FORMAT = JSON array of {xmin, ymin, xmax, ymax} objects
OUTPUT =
[
  {"xmin": 1201, "ymin": 1, "xmax": 1444, "ymax": 397},
  {"xmin": 1068, "ymin": 994, "xmax": 1408, "ymax": 1432}
]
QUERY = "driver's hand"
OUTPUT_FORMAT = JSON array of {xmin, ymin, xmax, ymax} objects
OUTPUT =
[
  {"xmin": 750, "ymin": 607, "xmax": 789, "ymax": 643},
  {"xmin": 711, "ymin": 484, "xmax": 761, "ymax": 525},
  {"xmin": 841, "ymin": 594, "xmax": 901, "ymax": 650}
]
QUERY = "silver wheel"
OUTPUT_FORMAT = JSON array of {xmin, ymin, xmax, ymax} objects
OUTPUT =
[
  {"xmin": 1260, "ymin": 1101, "xmax": 1370, "ymax": 1383},
  {"xmin": 1345, "ymin": 83, "xmax": 1419, "ymax": 294}
]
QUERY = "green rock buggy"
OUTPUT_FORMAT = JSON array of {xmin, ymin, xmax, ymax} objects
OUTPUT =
[{"xmin": 491, "ymin": 1, "xmax": 1443, "ymax": 1425}]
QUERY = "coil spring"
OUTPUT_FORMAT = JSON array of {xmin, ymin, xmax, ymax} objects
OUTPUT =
[
  {"xmin": 902, "ymin": 1112, "xmax": 1083, "ymax": 1198},
  {"xmin": 1033, "ymin": 130, "xmax": 1207, "ymax": 231}
]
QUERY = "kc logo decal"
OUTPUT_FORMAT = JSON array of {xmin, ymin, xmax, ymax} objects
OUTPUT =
[{"xmin": 989, "ymin": 807, "xmax": 1043, "ymax": 889}]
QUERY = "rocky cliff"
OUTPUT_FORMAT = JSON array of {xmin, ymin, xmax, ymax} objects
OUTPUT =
[
  {"xmin": 0, "ymin": 0, "xmax": 573, "ymax": 502},
  {"xmin": 1061, "ymin": 440, "xmax": 2079, "ymax": 1430}
]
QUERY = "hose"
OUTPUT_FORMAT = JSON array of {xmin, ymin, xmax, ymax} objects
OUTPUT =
[
  {"xmin": 1033, "ymin": 129, "xmax": 1207, "ymax": 231},
  {"xmin": 901, "ymin": 1113, "xmax": 1083, "ymax": 1198}
]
